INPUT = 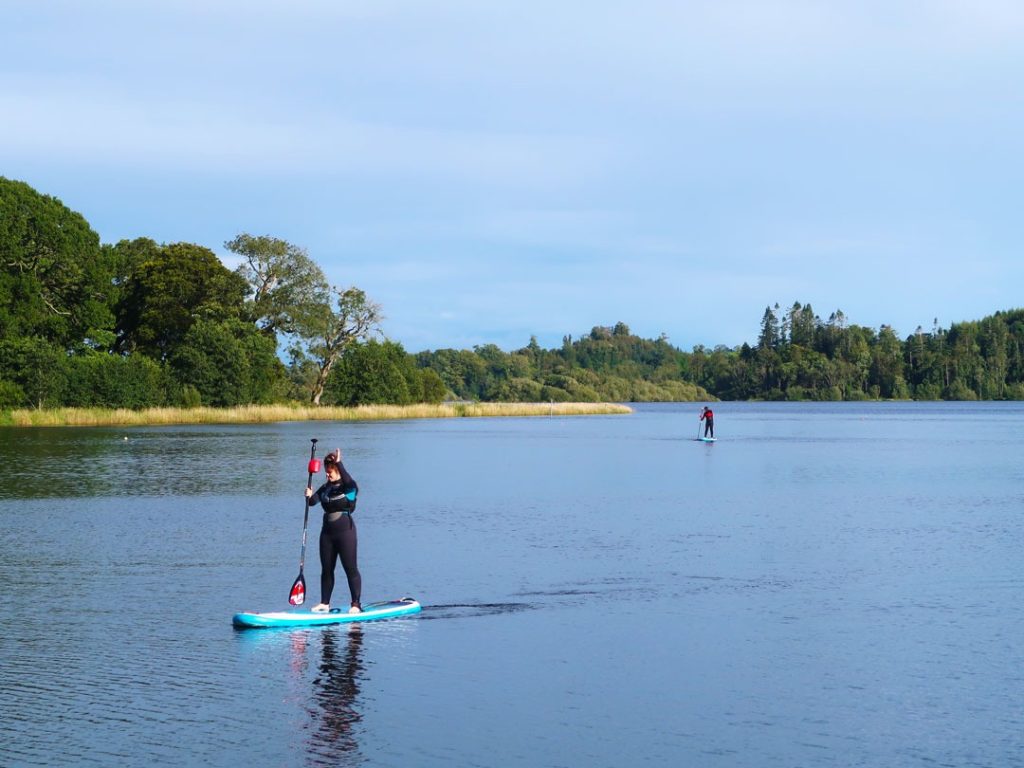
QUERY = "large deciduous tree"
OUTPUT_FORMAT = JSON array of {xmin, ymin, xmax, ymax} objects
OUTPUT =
[
  {"xmin": 168, "ymin": 318, "xmax": 285, "ymax": 406},
  {"xmin": 225, "ymin": 234, "xmax": 329, "ymax": 337},
  {"xmin": 116, "ymin": 242, "xmax": 248, "ymax": 360},
  {"xmin": 323, "ymin": 339, "xmax": 447, "ymax": 406},
  {"xmin": 324, "ymin": 339, "xmax": 415, "ymax": 406},
  {"xmin": 0, "ymin": 177, "xmax": 113, "ymax": 347},
  {"xmin": 294, "ymin": 287, "xmax": 381, "ymax": 405}
]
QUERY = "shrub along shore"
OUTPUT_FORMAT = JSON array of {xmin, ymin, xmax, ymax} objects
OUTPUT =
[{"xmin": 0, "ymin": 402, "xmax": 632, "ymax": 428}]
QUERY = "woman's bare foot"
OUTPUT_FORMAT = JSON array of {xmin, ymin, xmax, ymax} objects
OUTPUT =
[
  {"xmin": 348, "ymin": 604, "xmax": 362, "ymax": 614},
  {"xmin": 311, "ymin": 603, "xmax": 330, "ymax": 613}
]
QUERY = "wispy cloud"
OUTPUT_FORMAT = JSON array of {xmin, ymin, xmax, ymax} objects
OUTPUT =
[{"xmin": 0, "ymin": 75, "xmax": 609, "ymax": 188}]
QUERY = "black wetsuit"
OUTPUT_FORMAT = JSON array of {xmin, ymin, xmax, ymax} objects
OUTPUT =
[{"xmin": 307, "ymin": 467, "xmax": 361, "ymax": 607}]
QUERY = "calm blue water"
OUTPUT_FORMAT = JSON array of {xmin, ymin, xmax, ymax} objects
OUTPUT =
[{"xmin": 1, "ymin": 402, "xmax": 1022, "ymax": 767}]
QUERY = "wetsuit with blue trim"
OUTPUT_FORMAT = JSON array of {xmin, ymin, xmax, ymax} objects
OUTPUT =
[{"xmin": 307, "ymin": 464, "xmax": 361, "ymax": 608}]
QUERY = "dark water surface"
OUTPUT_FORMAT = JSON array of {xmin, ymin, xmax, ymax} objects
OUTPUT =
[{"xmin": 1, "ymin": 403, "xmax": 1022, "ymax": 767}]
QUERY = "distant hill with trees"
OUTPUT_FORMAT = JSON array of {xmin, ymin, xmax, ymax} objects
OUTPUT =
[{"xmin": 415, "ymin": 324, "xmax": 710, "ymax": 403}]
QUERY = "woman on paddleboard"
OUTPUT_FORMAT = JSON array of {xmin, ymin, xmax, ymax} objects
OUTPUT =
[
  {"xmin": 304, "ymin": 448, "xmax": 362, "ymax": 614},
  {"xmin": 700, "ymin": 406, "xmax": 714, "ymax": 438}
]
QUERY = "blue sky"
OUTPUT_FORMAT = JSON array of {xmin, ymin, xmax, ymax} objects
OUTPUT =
[{"xmin": 3, "ymin": 1, "xmax": 1023, "ymax": 352}]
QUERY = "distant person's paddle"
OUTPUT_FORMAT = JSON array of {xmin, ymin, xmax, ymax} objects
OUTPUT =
[
  {"xmin": 697, "ymin": 412, "xmax": 701, "ymax": 440},
  {"xmin": 289, "ymin": 438, "xmax": 320, "ymax": 606}
]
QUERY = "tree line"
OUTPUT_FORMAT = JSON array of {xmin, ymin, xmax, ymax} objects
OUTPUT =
[
  {"xmin": 2, "ymin": 177, "xmax": 1022, "ymax": 409},
  {"xmin": 415, "ymin": 305, "xmax": 1024, "ymax": 403},
  {"xmin": 689, "ymin": 303, "xmax": 1024, "ymax": 401},
  {"xmin": 0, "ymin": 177, "xmax": 445, "ymax": 410},
  {"xmin": 415, "ymin": 324, "xmax": 710, "ymax": 403}
]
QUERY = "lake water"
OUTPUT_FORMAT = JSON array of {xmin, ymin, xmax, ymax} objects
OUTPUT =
[{"xmin": 1, "ymin": 402, "xmax": 1022, "ymax": 767}]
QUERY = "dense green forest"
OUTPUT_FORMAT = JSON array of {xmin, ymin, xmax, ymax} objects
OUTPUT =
[
  {"xmin": 2, "ymin": 177, "xmax": 1023, "ymax": 409},
  {"xmin": 415, "ymin": 305, "xmax": 1024, "ymax": 402},
  {"xmin": 0, "ymin": 177, "xmax": 446, "ymax": 410}
]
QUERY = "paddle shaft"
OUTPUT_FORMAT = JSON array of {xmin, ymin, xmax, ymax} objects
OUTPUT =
[
  {"xmin": 298, "ymin": 439, "xmax": 319, "ymax": 570},
  {"xmin": 289, "ymin": 439, "xmax": 319, "ymax": 604}
]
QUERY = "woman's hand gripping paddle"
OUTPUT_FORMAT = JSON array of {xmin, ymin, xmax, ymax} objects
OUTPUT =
[{"xmin": 289, "ymin": 438, "xmax": 321, "ymax": 606}]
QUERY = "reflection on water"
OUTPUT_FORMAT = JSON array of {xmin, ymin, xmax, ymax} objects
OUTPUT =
[
  {"xmin": 234, "ymin": 625, "xmax": 367, "ymax": 767},
  {"xmin": 0, "ymin": 425, "xmax": 294, "ymax": 499},
  {"xmin": 305, "ymin": 626, "xmax": 365, "ymax": 767}
]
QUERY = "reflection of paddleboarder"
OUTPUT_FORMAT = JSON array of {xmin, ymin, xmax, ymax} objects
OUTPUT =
[
  {"xmin": 700, "ymin": 406, "xmax": 714, "ymax": 438},
  {"xmin": 309, "ymin": 626, "xmax": 364, "ymax": 759}
]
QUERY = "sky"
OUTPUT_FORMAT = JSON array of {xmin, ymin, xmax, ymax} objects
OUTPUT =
[{"xmin": 2, "ymin": 1, "xmax": 1023, "ymax": 353}]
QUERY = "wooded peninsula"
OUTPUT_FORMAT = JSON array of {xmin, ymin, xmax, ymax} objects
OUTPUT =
[{"xmin": 2, "ymin": 177, "xmax": 1023, "ymax": 425}]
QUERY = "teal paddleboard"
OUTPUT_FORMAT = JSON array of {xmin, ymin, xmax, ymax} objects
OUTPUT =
[
  {"xmin": 696, "ymin": 436, "xmax": 717, "ymax": 442},
  {"xmin": 233, "ymin": 597, "xmax": 421, "ymax": 629}
]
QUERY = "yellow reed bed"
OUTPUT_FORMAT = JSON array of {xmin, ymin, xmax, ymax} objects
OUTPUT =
[{"xmin": 2, "ymin": 402, "xmax": 632, "ymax": 427}]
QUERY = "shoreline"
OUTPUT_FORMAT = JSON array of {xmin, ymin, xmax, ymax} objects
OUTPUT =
[{"xmin": 0, "ymin": 402, "xmax": 633, "ymax": 428}]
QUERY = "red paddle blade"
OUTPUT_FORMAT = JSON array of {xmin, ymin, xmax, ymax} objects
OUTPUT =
[{"xmin": 289, "ymin": 576, "xmax": 306, "ymax": 606}]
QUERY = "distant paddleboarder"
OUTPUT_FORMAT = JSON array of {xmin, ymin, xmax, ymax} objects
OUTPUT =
[
  {"xmin": 304, "ymin": 448, "xmax": 362, "ymax": 614},
  {"xmin": 700, "ymin": 406, "xmax": 715, "ymax": 438}
]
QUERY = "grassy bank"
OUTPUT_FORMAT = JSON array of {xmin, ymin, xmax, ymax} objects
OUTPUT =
[{"xmin": 0, "ymin": 401, "xmax": 633, "ymax": 427}]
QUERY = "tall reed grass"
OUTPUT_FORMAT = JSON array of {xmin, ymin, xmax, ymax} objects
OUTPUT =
[{"xmin": 0, "ymin": 402, "xmax": 632, "ymax": 428}]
